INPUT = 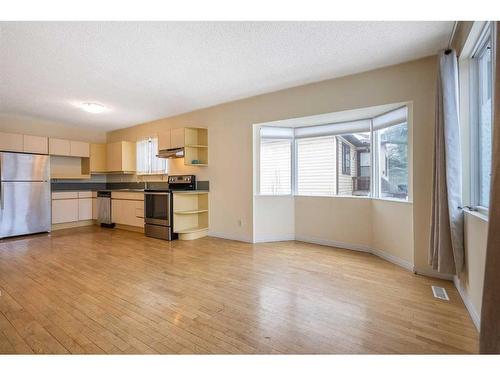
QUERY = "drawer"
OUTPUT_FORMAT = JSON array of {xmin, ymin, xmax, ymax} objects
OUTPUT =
[
  {"xmin": 78, "ymin": 191, "xmax": 93, "ymax": 198},
  {"xmin": 111, "ymin": 192, "xmax": 144, "ymax": 201},
  {"xmin": 52, "ymin": 191, "xmax": 78, "ymax": 200}
]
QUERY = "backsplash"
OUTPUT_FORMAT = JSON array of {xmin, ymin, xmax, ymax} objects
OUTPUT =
[{"xmin": 51, "ymin": 178, "xmax": 209, "ymax": 191}]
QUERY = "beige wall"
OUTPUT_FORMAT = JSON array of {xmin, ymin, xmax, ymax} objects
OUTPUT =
[
  {"xmin": 371, "ymin": 199, "xmax": 414, "ymax": 265},
  {"xmin": 0, "ymin": 113, "xmax": 107, "ymax": 143},
  {"xmin": 108, "ymin": 56, "xmax": 437, "ymax": 271},
  {"xmin": 456, "ymin": 212, "xmax": 488, "ymax": 328},
  {"xmin": 253, "ymin": 196, "xmax": 295, "ymax": 242},
  {"xmin": 295, "ymin": 196, "xmax": 372, "ymax": 250}
]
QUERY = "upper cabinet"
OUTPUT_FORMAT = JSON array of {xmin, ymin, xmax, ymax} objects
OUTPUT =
[
  {"xmin": 0, "ymin": 132, "xmax": 23, "ymax": 152},
  {"xmin": 49, "ymin": 138, "xmax": 89, "ymax": 157},
  {"xmin": 49, "ymin": 138, "xmax": 71, "ymax": 156},
  {"xmin": 0, "ymin": 132, "xmax": 48, "ymax": 154},
  {"xmin": 23, "ymin": 135, "xmax": 48, "ymax": 154},
  {"xmin": 90, "ymin": 143, "xmax": 107, "ymax": 173},
  {"xmin": 158, "ymin": 127, "xmax": 208, "ymax": 166},
  {"xmin": 170, "ymin": 128, "xmax": 185, "ymax": 149},
  {"xmin": 70, "ymin": 141, "xmax": 90, "ymax": 157},
  {"xmin": 106, "ymin": 141, "xmax": 136, "ymax": 173}
]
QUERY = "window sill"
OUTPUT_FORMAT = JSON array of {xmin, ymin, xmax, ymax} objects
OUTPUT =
[
  {"xmin": 255, "ymin": 194, "xmax": 413, "ymax": 204},
  {"xmin": 463, "ymin": 208, "xmax": 488, "ymax": 222}
]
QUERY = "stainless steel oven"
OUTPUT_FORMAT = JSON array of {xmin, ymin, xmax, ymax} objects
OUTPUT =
[
  {"xmin": 143, "ymin": 175, "xmax": 197, "ymax": 241},
  {"xmin": 144, "ymin": 190, "xmax": 176, "ymax": 240}
]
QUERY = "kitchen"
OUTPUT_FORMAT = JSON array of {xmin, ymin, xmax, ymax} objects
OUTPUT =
[{"xmin": 0, "ymin": 127, "xmax": 209, "ymax": 241}]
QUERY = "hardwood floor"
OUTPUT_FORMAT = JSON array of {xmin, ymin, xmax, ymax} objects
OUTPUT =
[{"xmin": 0, "ymin": 226, "xmax": 478, "ymax": 354}]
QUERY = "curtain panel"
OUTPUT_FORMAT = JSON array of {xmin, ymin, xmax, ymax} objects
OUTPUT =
[{"xmin": 429, "ymin": 49, "xmax": 465, "ymax": 275}]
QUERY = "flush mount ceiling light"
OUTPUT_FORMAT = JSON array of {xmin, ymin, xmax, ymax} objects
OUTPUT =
[{"xmin": 77, "ymin": 102, "xmax": 108, "ymax": 114}]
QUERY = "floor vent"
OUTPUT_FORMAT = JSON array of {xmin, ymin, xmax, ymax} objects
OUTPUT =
[{"xmin": 431, "ymin": 285, "xmax": 450, "ymax": 301}]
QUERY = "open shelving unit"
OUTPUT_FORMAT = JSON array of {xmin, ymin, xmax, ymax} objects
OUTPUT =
[
  {"xmin": 184, "ymin": 128, "xmax": 208, "ymax": 166},
  {"xmin": 172, "ymin": 191, "xmax": 209, "ymax": 240}
]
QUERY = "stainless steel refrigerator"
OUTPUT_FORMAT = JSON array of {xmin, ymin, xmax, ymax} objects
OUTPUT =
[{"xmin": 0, "ymin": 152, "xmax": 51, "ymax": 239}]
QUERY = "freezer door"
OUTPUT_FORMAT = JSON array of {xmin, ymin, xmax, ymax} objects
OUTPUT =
[
  {"xmin": 0, "ymin": 181, "xmax": 51, "ymax": 238},
  {"xmin": 0, "ymin": 152, "xmax": 50, "ymax": 181}
]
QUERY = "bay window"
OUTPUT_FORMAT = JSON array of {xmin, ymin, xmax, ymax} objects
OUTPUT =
[
  {"xmin": 258, "ymin": 106, "xmax": 408, "ymax": 200},
  {"xmin": 259, "ymin": 127, "xmax": 293, "ymax": 195}
]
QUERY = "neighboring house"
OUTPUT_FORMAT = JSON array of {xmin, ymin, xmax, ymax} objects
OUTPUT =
[{"xmin": 337, "ymin": 134, "xmax": 370, "ymax": 196}]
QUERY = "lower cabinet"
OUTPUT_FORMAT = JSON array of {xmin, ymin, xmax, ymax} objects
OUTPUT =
[
  {"xmin": 52, "ymin": 198, "xmax": 79, "ymax": 224},
  {"xmin": 78, "ymin": 198, "xmax": 92, "ymax": 221},
  {"xmin": 51, "ymin": 191, "xmax": 93, "ymax": 224},
  {"xmin": 111, "ymin": 198, "xmax": 144, "ymax": 227}
]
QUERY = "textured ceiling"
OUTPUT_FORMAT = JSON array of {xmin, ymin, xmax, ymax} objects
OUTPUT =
[{"xmin": 0, "ymin": 22, "xmax": 452, "ymax": 131}]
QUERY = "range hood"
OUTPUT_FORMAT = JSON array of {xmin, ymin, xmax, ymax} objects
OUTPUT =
[{"xmin": 157, "ymin": 147, "xmax": 184, "ymax": 159}]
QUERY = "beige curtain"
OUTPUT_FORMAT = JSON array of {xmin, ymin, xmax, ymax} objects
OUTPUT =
[
  {"xmin": 480, "ymin": 22, "xmax": 500, "ymax": 354},
  {"xmin": 429, "ymin": 49, "xmax": 464, "ymax": 275}
]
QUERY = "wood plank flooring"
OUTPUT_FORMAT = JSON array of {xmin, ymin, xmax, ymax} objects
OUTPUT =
[{"xmin": 0, "ymin": 226, "xmax": 478, "ymax": 354}]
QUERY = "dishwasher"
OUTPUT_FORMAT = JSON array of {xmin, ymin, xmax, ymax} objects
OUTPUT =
[{"xmin": 97, "ymin": 191, "xmax": 115, "ymax": 228}]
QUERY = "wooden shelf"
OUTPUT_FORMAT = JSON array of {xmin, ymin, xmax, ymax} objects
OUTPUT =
[
  {"xmin": 185, "ymin": 144, "xmax": 208, "ymax": 148},
  {"xmin": 174, "ymin": 209, "xmax": 209, "ymax": 215},
  {"xmin": 185, "ymin": 163, "xmax": 208, "ymax": 167},
  {"xmin": 176, "ymin": 226, "xmax": 208, "ymax": 234}
]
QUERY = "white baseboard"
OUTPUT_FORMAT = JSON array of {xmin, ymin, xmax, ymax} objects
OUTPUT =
[
  {"xmin": 413, "ymin": 267, "xmax": 455, "ymax": 281},
  {"xmin": 371, "ymin": 247, "xmax": 414, "ymax": 271},
  {"xmin": 294, "ymin": 235, "xmax": 372, "ymax": 253},
  {"xmin": 253, "ymin": 234, "xmax": 295, "ymax": 243},
  {"xmin": 208, "ymin": 231, "xmax": 253, "ymax": 243},
  {"xmin": 454, "ymin": 276, "xmax": 481, "ymax": 332}
]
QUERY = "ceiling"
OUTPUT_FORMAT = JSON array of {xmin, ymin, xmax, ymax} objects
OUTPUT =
[{"xmin": 0, "ymin": 22, "xmax": 453, "ymax": 131}]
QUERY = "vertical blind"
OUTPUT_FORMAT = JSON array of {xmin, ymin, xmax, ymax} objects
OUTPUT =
[
  {"xmin": 260, "ymin": 138, "xmax": 292, "ymax": 195},
  {"xmin": 136, "ymin": 137, "xmax": 167, "ymax": 175},
  {"xmin": 296, "ymin": 136, "xmax": 336, "ymax": 196}
]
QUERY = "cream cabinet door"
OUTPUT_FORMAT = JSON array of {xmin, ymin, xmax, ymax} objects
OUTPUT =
[
  {"xmin": 78, "ymin": 198, "xmax": 93, "ymax": 220},
  {"xmin": 111, "ymin": 199, "xmax": 122, "ymax": 224},
  {"xmin": 52, "ymin": 199, "xmax": 79, "ymax": 224},
  {"xmin": 90, "ymin": 143, "xmax": 107, "ymax": 172},
  {"xmin": 170, "ymin": 128, "xmax": 185, "ymax": 149},
  {"xmin": 92, "ymin": 198, "xmax": 97, "ymax": 220},
  {"xmin": 120, "ymin": 200, "xmax": 144, "ymax": 227},
  {"xmin": 111, "ymin": 199, "xmax": 143, "ymax": 227},
  {"xmin": 70, "ymin": 141, "xmax": 90, "ymax": 157},
  {"xmin": 106, "ymin": 142, "xmax": 122, "ymax": 172},
  {"xmin": 49, "ymin": 138, "xmax": 71, "ymax": 156},
  {"xmin": 0, "ymin": 132, "xmax": 23, "ymax": 152},
  {"xmin": 158, "ymin": 131, "xmax": 171, "ymax": 150},
  {"xmin": 23, "ymin": 135, "xmax": 48, "ymax": 154}
]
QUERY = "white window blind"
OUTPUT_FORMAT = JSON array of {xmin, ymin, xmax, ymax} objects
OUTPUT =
[
  {"xmin": 296, "ymin": 136, "xmax": 336, "ymax": 196},
  {"xmin": 136, "ymin": 137, "xmax": 167, "ymax": 175},
  {"xmin": 260, "ymin": 138, "xmax": 291, "ymax": 195}
]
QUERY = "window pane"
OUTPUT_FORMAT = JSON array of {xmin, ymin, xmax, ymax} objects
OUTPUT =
[
  {"xmin": 260, "ymin": 139, "xmax": 291, "ymax": 195},
  {"xmin": 297, "ymin": 136, "xmax": 336, "ymax": 196},
  {"xmin": 337, "ymin": 133, "xmax": 371, "ymax": 196},
  {"xmin": 478, "ymin": 41, "xmax": 492, "ymax": 207},
  {"xmin": 150, "ymin": 137, "xmax": 167, "ymax": 174},
  {"xmin": 136, "ymin": 138, "xmax": 149, "ymax": 174},
  {"xmin": 375, "ymin": 122, "xmax": 408, "ymax": 200}
]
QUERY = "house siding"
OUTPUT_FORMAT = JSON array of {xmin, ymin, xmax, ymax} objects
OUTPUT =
[{"xmin": 337, "ymin": 139, "xmax": 357, "ymax": 195}]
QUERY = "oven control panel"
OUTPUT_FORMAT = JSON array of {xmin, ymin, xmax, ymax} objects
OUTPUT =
[{"xmin": 168, "ymin": 175, "xmax": 194, "ymax": 184}]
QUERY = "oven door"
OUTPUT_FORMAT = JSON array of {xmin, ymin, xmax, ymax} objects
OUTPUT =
[{"xmin": 144, "ymin": 192, "xmax": 171, "ymax": 226}]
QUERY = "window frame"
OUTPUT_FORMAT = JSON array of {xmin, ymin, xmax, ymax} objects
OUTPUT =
[
  {"xmin": 469, "ymin": 22, "xmax": 493, "ymax": 214},
  {"xmin": 256, "ymin": 105, "xmax": 410, "ymax": 202},
  {"xmin": 259, "ymin": 137, "xmax": 293, "ymax": 196},
  {"xmin": 136, "ymin": 136, "xmax": 167, "ymax": 175},
  {"xmin": 341, "ymin": 142, "xmax": 351, "ymax": 175}
]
